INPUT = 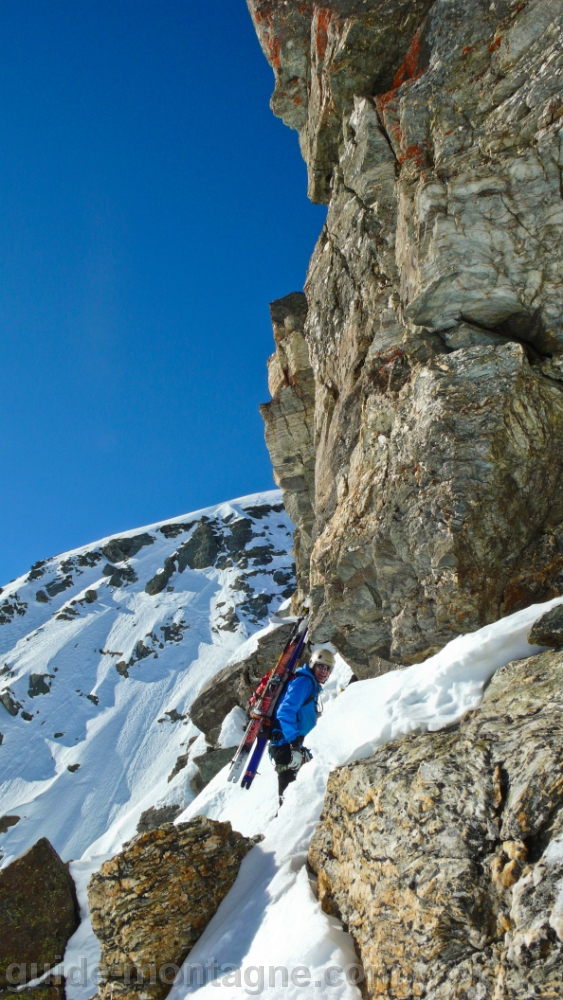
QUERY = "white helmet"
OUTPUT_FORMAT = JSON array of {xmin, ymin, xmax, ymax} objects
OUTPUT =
[{"xmin": 311, "ymin": 648, "xmax": 335, "ymax": 670}]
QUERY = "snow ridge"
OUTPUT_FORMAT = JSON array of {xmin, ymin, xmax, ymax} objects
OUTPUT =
[{"xmin": 0, "ymin": 489, "xmax": 294, "ymax": 867}]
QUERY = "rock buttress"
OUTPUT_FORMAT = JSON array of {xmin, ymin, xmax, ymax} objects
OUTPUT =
[
  {"xmin": 260, "ymin": 293, "xmax": 315, "ymax": 608},
  {"xmin": 252, "ymin": 0, "xmax": 563, "ymax": 667},
  {"xmin": 309, "ymin": 648, "xmax": 563, "ymax": 998}
]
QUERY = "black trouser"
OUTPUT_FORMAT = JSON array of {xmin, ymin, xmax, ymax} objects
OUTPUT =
[{"xmin": 270, "ymin": 738, "xmax": 302, "ymax": 800}]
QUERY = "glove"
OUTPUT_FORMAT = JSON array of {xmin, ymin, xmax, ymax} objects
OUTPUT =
[{"xmin": 289, "ymin": 742, "xmax": 313, "ymax": 769}]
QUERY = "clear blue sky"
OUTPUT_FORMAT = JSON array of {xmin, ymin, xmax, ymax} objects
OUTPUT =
[{"xmin": 0, "ymin": 1, "xmax": 325, "ymax": 584}]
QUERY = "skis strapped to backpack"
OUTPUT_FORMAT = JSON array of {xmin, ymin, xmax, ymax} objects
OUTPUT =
[{"xmin": 227, "ymin": 612, "xmax": 309, "ymax": 790}]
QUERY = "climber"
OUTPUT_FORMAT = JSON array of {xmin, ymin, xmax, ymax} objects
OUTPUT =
[{"xmin": 269, "ymin": 647, "xmax": 335, "ymax": 803}]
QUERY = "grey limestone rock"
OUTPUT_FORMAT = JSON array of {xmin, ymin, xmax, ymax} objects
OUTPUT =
[
  {"xmin": 528, "ymin": 603, "xmax": 563, "ymax": 648},
  {"xmin": 309, "ymin": 648, "xmax": 563, "ymax": 998},
  {"xmin": 190, "ymin": 745, "xmax": 237, "ymax": 794},
  {"xmin": 136, "ymin": 804, "xmax": 182, "ymax": 834},
  {"xmin": 253, "ymin": 0, "xmax": 563, "ymax": 666}
]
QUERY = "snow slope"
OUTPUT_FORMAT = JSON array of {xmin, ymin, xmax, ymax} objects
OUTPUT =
[
  {"xmin": 0, "ymin": 489, "xmax": 295, "ymax": 868},
  {"xmin": 2, "ymin": 494, "xmax": 561, "ymax": 1000},
  {"xmin": 165, "ymin": 596, "xmax": 560, "ymax": 1000}
]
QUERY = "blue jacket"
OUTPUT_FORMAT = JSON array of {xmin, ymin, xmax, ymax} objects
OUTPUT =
[{"xmin": 273, "ymin": 665, "xmax": 320, "ymax": 744}]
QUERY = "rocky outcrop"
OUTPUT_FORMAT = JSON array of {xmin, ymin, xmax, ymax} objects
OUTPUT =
[
  {"xmin": 253, "ymin": 0, "xmax": 563, "ymax": 668},
  {"xmin": 309, "ymin": 648, "xmax": 563, "ymax": 998},
  {"xmin": 260, "ymin": 293, "xmax": 316, "ymax": 606},
  {"xmin": 190, "ymin": 746, "xmax": 237, "ymax": 794},
  {"xmin": 136, "ymin": 804, "xmax": 182, "ymax": 835},
  {"xmin": 0, "ymin": 838, "xmax": 79, "ymax": 991},
  {"xmin": 189, "ymin": 622, "xmax": 295, "ymax": 742},
  {"xmin": 528, "ymin": 603, "xmax": 563, "ymax": 647},
  {"xmin": 88, "ymin": 817, "xmax": 255, "ymax": 1000}
]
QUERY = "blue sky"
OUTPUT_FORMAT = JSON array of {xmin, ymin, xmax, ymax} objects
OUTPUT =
[{"xmin": 0, "ymin": 1, "xmax": 325, "ymax": 584}]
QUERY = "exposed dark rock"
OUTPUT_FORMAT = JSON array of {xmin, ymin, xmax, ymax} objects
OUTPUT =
[
  {"xmin": 159, "ymin": 623, "xmax": 188, "ymax": 643},
  {"xmin": 0, "ymin": 837, "xmax": 79, "ymax": 990},
  {"xmin": 0, "ymin": 691, "xmax": 20, "ymax": 717},
  {"xmin": 214, "ymin": 607, "xmax": 240, "ymax": 633},
  {"xmin": 28, "ymin": 674, "xmax": 52, "ymax": 698},
  {"xmin": 246, "ymin": 544, "xmax": 275, "ymax": 566},
  {"xmin": 243, "ymin": 503, "xmax": 283, "ymax": 519},
  {"xmin": 0, "ymin": 815, "xmax": 20, "ymax": 834},
  {"xmin": 0, "ymin": 596, "xmax": 28, "ymax": 624},
  {"xmin": 77, "ymin": 550, "xmax": 102, "ymax": 568},
  {"xmin": 115, "ymin": 662, "xmax": 128, "ymax": 678},
  {"xmin": 102, "ymin": 564, "xmax": 137, "ymax": 588},
  {"xmin": 189, "ymin": 622, "xmax": 295, "ymax": 743},
  {"xmin": 158, "ymin": 520, "xmax": 196, "ymax": 539},
  {"xmin": 157, "ymin": 709, "xmax": 186, "ymax": 724},
  {"xmin": 238, "ymin": 592, "xmax": 274, "ymax": 622},
  {"xmin": 45, "ymin": 577, "xmax": 73, "ymax": 599},
  {"xmin": 166, "ymin": 753, "xmax": 189, "ymax": 783},
  {"xmin": 87, "ymin": 693, "xmax": 99, "ymax": 706},
  {"xmin": 67, "ymin": 764, "xmax": 80, "ymax": 773},
  {"xmin": 88, "ymin": 817, "xmax": 255, "ymax": 1000},
  {"xmin": 100, "ymin": 533, "xmax": 155, "ymax": 563},
  {"xmin": 26, "ymin": 561, "xmax": 47, "ymax": 583},
  {"xmin": 190, "ymin": 746, "xmax": 237, "ymax": 794},
  {"xmin": 528, "ymin": 603, "xmax": 563, "ymax": 648},
  {"xmin": 35, "ymin": 591, "xmax": 49, "ymax": 604},
  {"xmin": 131, "ymin": 640, "xmax": 153, "ymax": 663},
  {"xmin": 145, "ymin": 557, "xmax": 176, "ymax": 596},
  {"xmin": 135, "ymin": 804, "xmax": 182, "ymax": 834},
  {"xmin": 224, "ymin": 517, "xmax": 256, "ymax": 557},
  {"xmin": 175, "ymin": 519, "xmax": 224, "ymax": 571}
]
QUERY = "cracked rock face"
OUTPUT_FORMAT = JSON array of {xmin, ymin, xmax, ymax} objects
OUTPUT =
[
  {"xmin": 260, "ymin": 293, "xmax": 315, "ymax": 606},
  {"xmin": 254, "ymin": 0, "xmax": 563, "ymax": 668},
  {"xmin": 309, "ymin": 648, "xmax": 563, "ymax": 998}
]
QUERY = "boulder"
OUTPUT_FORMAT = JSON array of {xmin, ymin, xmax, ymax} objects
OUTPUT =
[
  {"xmin": 88, "ymin": 816, "xmax": 255, "ymax": 1000},
  {"xmin": 527, "ymin": 603, "xmax": 563, "ymax": 648},
  {"xmin": 0, "ymin": 838, "xmax": 79, "ymax": 990},
  {"xmin": 136, "ymin": 805, "xmax": 181, "ymax": 835},
  {"xmin": 309, "ymin": 648, "xmax": 563, "ymax": 999},
  {"xmin": 190, "ymin": 746, "xmax": 237, "ymax": 794},
  {"xmin": 100, "ymin": 532, "xmax": 154, "ymax": 563}
]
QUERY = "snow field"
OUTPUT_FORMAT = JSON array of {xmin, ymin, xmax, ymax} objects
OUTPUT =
[{"xmin": 2, "ymin": 496, "xmax": 561, "ymax": 1000}]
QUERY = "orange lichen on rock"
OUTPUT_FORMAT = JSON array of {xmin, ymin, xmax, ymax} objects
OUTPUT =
[
  {"xmin": 392, "ymin": 22, "xmax": 425, "ymax": 88},
  {"xmin": 315, "ymin": 8, "xmax": 332, "ymax": 61}
]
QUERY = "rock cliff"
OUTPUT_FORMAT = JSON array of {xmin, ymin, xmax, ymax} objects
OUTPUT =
[
  {"xmin": 309, "ymin": 646, "xmax": 563, "ymax": 998},
  {"xmin": 253, "ymin": 0, "xmax": 563, "ymax": 670}
]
